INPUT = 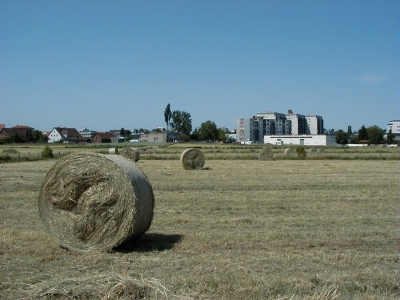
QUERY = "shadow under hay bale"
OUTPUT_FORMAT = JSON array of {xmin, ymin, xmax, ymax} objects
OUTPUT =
[
  {"xmin": 259, "ymin": 148, "xmax": 274, "ymax": 160},
  {"xmin": 120, "ymin": 147, "xmax": 140, "ymax": 162},
  {"xmin": 38, "ymin": 153, "xmax": 154, "ymax": 252},
  {"xmin": 109, "ymin": 147, "xmax": 118, "ymax": 154},
  {"xmin": 180, "ymin": 148, "xmax": 205, "ymax": 170}
]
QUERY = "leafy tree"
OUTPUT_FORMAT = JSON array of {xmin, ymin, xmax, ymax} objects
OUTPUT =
[
  {"xmin": 32, "ymin": 130, "xmax": 42, "ymax": 142},
  {"xmin": 358, "ymin": 125, "xmax": 368, "ymax": 141},
  {"xmin": 170, "ymin": 110, "xmax": 192, "ymax": 142},
  {"xmin": 198, "ymin": 120, "xmax": 218, "ymax": 141},
  {"xmin": 164, "ymin": 103, "xmax": 172, "ymax": 142},
  {"xmin": 190, "ymin": 128, "xmax": 199, "ymax": 141},
  {"xmin": 335, "ymin": 130, "xmax": 349, "ymax": 145},
  {"xmin": 25, "ymin": 130, "xmax": 33, "ymax": 143},
  {"xmin": 347, "ymin": 126, "xmax": 352, "ymax": 135},
  {"xmin": 124, "ymin": 129, "xmax": 131, "ymax": 139},
  {"xmin": 367, "ymin": 126, "xmax": 384, "ymax": 144},
  {"xmin": 39, "ymin": 134, "xmax": 48, "ymax": 143},
  {"xmin": 386, "ymin": 129, "xmax": 396, "ymax": 144},
  {"xmin": 120, "ymin": 128, "xmax": 125, "ymax": 138},
  {"xmin": 218, "ymin": 128, "xmax": 227, "ymax": 142}
]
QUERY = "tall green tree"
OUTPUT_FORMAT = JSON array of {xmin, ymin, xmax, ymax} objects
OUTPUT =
[
  {"xmin": 386, "ymin": 129, "xmax": 396, "ymax": 144},
  {"xmin": 164, "ymin": 103, "xmax": 172, "ymax": 142},
  {"xmin": 218, "ymin": 128, "xmax": 227, "ymax": 142},
  {"xmin": 335, "ymin": 130, "xmax": 349, "ymax": 145},
  {"xmin": 358, "ymin": 125, "xmax": 368, "ymax": 141},
  {"xmin": 25, "ymin": 130, "xmax": 33, "ymax": 143},
  {"xmin": 170, "ymin": 110, "xmax": 192, "ymax": 142},
  {"xmin": 198, "ymin": 120, "xmax": 218, "ymax": 141},
  {"xmin": 367, "ymin": 126, "xmax": 384, "ymax": 144},
  {"xmin": 120, "ymin": 128, "xmax": 125, "ymax": 138}
]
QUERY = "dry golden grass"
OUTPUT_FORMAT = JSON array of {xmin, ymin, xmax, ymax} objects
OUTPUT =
[{"xmin": 1, "ymin": 158, "xmax": 399, "ymax": 299}]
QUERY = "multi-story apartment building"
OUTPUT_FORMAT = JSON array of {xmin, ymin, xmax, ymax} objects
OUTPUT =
[
  {"xmin": 305, "ymin": 115, "xmax": 324, "ymax": 134},
  {"xmin": 236, "ymin": 118, "xmax": 255, "ymax": 143},
  {"xmin": 285, "ymin": 110, "xmax": 306, "ymax": 135},
  {"xmin": 387, "ymin": 120, "xmax": 400, "ymax": 142},
  {"xmin": 236, "ymin": 110, "xmax": 325, "ymax": 144}
]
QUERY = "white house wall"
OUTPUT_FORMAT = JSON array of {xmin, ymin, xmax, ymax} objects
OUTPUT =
[{"xmin": 48, "ymin": 129, "xmax": 62, "ymax": 143}]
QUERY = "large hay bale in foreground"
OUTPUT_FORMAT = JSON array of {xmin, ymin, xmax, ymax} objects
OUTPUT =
[
  {"xmin": 259, "ymin": 148, "xmax": 274, "ymax": 160},
  {"xmin": 120, "ymin": 147, "xmax": 141, "ymax": 162},
  {"xmin": 180, "ymin": 148, "xmax": 205, "ymax": 170},
  {"xmin": 38, "ymin": 153, "xmax": 154, "ymax": 251}
]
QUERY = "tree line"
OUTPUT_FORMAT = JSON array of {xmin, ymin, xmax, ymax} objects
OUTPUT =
[
  {"xmin": 335, "ymin": 125, "xmax": 396, "ymax": 145},
  {"xmin": 0, "ymin": 130, "xmax": 48, "ymax": 144},
  {"xmin": 164, "ymin": 103, "xmax": 233, "ymax": 143}
]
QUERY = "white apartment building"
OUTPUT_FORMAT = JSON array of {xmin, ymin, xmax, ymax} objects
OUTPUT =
[
  {"xmin": 285, "ymin": 110, "xmax": 306, "ymax": 135},
  {"xmin": 79, "ymin": 127, "xmax": 97, "ymax": 138},
  {"xmin": 236, "ymin": 118, "xmax": 255, "ymax": 143},
  {"xmin": 236, "ymin": 110, "xmax": 325, "ymax": 144},
  {"xmin": 387, "ymin": 120, "xmax": 400, "ymax": 142},
  {"xmin": 305, "ymin": 115, "xmax": 324, "ymax": 134}
]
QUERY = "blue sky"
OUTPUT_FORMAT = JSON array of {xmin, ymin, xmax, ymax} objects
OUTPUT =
[{"xmin": 1, "ymin": 0, "xmax": 399, "ymax": 133}]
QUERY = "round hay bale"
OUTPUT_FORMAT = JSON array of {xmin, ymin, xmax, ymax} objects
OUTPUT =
[
  {"xmin": 284, "ymin": 147, "xmax": 296, "ymax": 156},
  {"xmin": 259, "ymin": 148, "xmax": 274, "ymax": 160},
  {"xmin": 308, "ymin": 147, "xmax": 318, "ymax": 155},
  {"xmin": 38, "ymin": 153, "xmax": 154, "ymax": 251},
  {"xmin": 109, "ymin": 148, "xmax": 118, "ymax": 154},
  {"xmin": 180, "ymin": 148, "xmax": 205, "ymax": 170},
  {"xmin": 120, "ymin": 147, "xmax": 140, "ymax": 162}
]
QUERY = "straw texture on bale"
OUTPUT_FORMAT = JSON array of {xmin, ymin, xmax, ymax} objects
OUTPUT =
[
  {"xmin": 284, "ymin": 147, "xmax": 296, "ymax": 156},
  {"xmin": 109, "ymin": 148, "xmax": 118, "ymax": 154},
  {"xmin": 259, "ymin": 148, "xmax": 274, "ymax": 160},
  {"xmin": 38, "ymin": 153, "xmax": 154, "ymax": 251},
  {"xmin": 180, "ymin": 148, "xmax": 205, "ymax": 170},
  {"xmin": 120, "ymin": 147, "xmax": 141, "ymax": 162}
]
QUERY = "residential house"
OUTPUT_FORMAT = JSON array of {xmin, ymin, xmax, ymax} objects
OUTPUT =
[
  {"xmin": 92, "ymin": 132, "xmax": 114, "ymax": 143},
  {"xmin": 48, "ymin": 127, "xmax": 81, "ymax": 143},
  {"xmin": 0, "ymin": 125, "xmax": 34, "ymax": 141},
  {"xmin": 139, "ymin": 132, "xmax": 167, "ymax": 143}
]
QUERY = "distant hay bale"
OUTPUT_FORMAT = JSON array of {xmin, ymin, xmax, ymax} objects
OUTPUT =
[
  {"xmin": 109, "ymin": 148, "xmax": 118, "ymax": 154},
  {"xmin": 120, "ymin": 148, "xmax": 140, "ymax": 162},
  {"xmin": 38, "ymin": 153, "xmax": 154, "ymax": 251},
  {"xmin": 308, "ymin": 148, "xmax": 318, "ymax": 155},
  {"xmin": 259, "ymin": 148, "xmax": 274, "ymax": 160},
  {"xmin": 309, "ymin": 147, "xmax": 324, "ymax": 155},
  {"xmin": 180, "ymin": 148, "xmax": 205, "ymax": 170},
  {"xmin": 284, "ymin": 147, "xmax": 296, "ymax": 156}
]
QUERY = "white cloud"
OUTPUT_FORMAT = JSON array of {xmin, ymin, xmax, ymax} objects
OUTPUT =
[{"xmin": 354, "ymin": 74, "xmax": 384, "ymax": 83}]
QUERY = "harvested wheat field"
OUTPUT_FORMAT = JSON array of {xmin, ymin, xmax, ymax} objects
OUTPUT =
[{"xmin": 1, "ymin": 159, "xmax": 399, "ymax": 299}]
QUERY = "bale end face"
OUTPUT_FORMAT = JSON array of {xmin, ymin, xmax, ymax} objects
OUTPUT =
[
  {"xmin": 180, "ymin": 148, "xmax": 205, "ymax": 170},
  {"xmin": 38, "ymin": 153, "xmax": 154, "ymax": 252}
]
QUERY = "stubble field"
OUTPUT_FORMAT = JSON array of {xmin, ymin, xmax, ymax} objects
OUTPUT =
[{"xmin": 1, "ymin": 153, "xmax": 399, "ymax": 299}]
